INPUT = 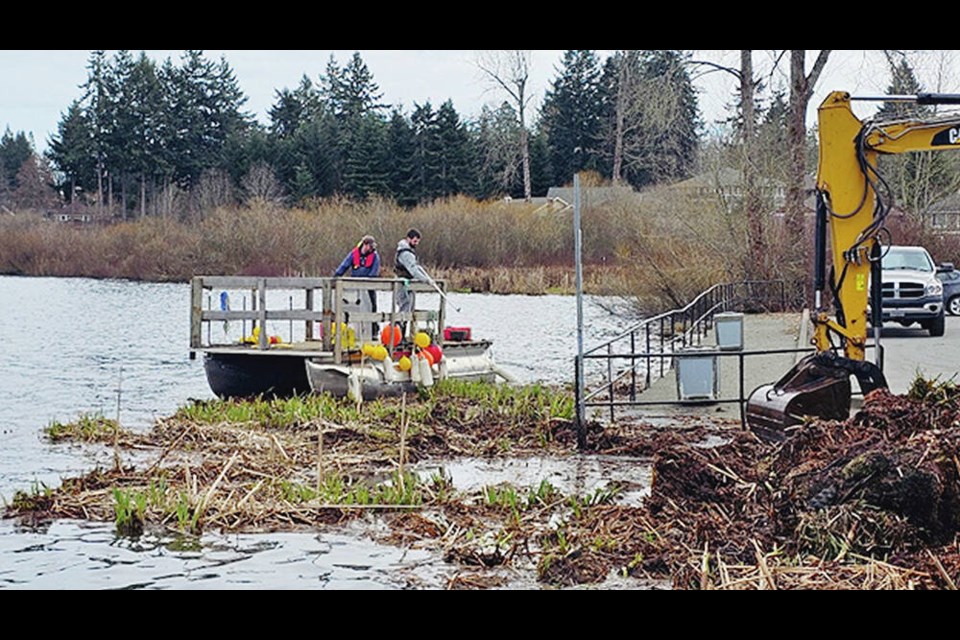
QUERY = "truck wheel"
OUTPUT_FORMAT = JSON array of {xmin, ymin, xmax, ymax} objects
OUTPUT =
[{"xmin": 928, "ymin": 313, "xmax": 946, "ymax": 337}]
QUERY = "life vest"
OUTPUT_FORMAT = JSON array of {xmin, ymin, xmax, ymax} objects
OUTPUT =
[
  {"xmin": 395, "ymin": 245, "xmax": 415, "ymax": 278},
  {"xmin": 351, "ymin": 246, "xmax": 376, "ymax": 271}
]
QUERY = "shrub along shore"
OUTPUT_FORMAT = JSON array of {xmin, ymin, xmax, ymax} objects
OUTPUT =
[{"xmin": 0, "ymin": 194, "xmax": 729, "ymax": 307}]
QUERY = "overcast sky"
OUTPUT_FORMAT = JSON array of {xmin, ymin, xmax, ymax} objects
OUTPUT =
[{"xmin": 2, "ymin": 50, "xmax": 954, "ymax": 155}]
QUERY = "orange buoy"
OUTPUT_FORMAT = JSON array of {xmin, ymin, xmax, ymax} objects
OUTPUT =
[
  {"xmin": 380, "ymin": 323, "xmax": 402, "ymax": 347},
  {"xmin": 418, "ymin": 349, "xmax": 435, "ymax": 367}
]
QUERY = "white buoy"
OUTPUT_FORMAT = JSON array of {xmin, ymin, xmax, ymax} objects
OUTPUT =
[
  {"xmin": 382, "ymin": 356, "xmax": 396, "ymax": 384},
  {"xmin": 410, "ymin": 354, "xmax": 421, "ymax": 383},
  {"xmin": 347, "ymin": 370, "xmax": 362, "ymax": 403},
  {"xmin": 419, "ymin": 355, "xmax": 434, "ymax": 387}
]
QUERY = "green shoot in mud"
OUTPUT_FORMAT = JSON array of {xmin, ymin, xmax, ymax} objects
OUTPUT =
[
  {"xmin": 278, "ymin": 470, "xmax": 424, "ymax": 506},
  {"xmin": 528, "ymin": 479, "xmax": 561, "ymax": 507},
  {"xmin": 428, "ymin": 468, "xmax": 455, "ymax": 502},
  {"xmin": 112, "ymin": 488, "xmax": 147, "ymax": 537},
  {"xmin": 44, "ymin": 412, "xmax": 121, "ymax": 443},
  {"xmin": 483, "ymin": 484, "xmax": 521, "ymax": 512},
  {"xmin": 568, "ymin": 485, "xmax": 621, "ymax": 518},
  {"xmin": 432, "ymin": 380, "xmax": 574, "ymax": 422},
  {"xmin": 8, "ymin": 480, "xmax": 53, "ymax": 511},
  {"xmin": 483, "ymin": 480, "xmax": 561, "ymax": 518},
  {"xmin": 175, "ymin": 492, "xmax": 193, "ymax": 532}
]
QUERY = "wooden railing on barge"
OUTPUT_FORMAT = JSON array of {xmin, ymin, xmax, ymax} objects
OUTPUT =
[{"xmin": 189, "ymin": 276, "xmax": 450, "ymax": 365}]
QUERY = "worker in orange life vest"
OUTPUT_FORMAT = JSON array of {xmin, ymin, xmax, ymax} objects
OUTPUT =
[
  {"xmin": 333, "ymin": 235, "xmax": 380, "ymax": 342},
  {"xmin": 334, "ymin": 235, "xmax": 381, "ymax": 278}
]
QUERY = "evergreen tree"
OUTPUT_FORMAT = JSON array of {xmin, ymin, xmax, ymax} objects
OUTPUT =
[
  {"xmin": 321, "ymin": 52, "xmax": 387, "ymax": 122},
  {"xmin": 79, "ymin": 50, "xmax": 111, "ymax": 207},
  {"xmin": 0, "ymin": 128, "xmax": 34, "ymax": 192},
  {"xmin": 166, "ymin": 50, "xmax": 254, "ymax": 188},
  {"xmin": 318, "ymin": 52, "xmax": 388, "ymax": 199},
  {"xmin": 222, "ymin": 126, "xmax": 273, "ymax": 205},
  {"xmin": 410, "ymin": 102, "xmax": 441, "ymax": 203},
  {"xmin": 876, "ymin": 52, "xmax": 959, "ymax": 215},
  {"xmin": 528, "ymin": 127, "xmax": 552, "ymax": 197},
  {"xmin": 288, "ymin": 115, "xmax": 340, "ymax": 200},
  {"xmin": 106, "ymin": 51, "xmax": 166, "ymax": 217},
  {"xmin": 540, "ymin": 50, "xmax": 603, "ymax": 187},
  {"xmin": 103, "ymin": 50, "xmax": 137, "ymax": 214},
  {"xmin": 433, "ymin": 100, "xmax": 472, "ymax": 198},
  {"xmin": 269, "ymin": 75, "xmax": 322, "ymax": 140},
  {"xmin": 642, "ymin": 50, "xmax": 700, "ymax": 181},
  {"xmin": 343, "ymin": 113, "xmax": 389, "ymax": 199},
  {"xmin": 385, "ymin": 109, "xmax": 418, "ymax": 206},
  {"xmin": 47, "ymin": 101, "xmax": 96, "ymax": 202}
]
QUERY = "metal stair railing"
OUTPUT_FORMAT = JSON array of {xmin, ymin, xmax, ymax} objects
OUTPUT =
[{"xmin": 574, "ymin": 280, "xmax": 786, "ymax": 425}]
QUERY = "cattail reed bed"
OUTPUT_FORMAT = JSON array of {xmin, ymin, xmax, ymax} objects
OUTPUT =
[{"xmin": 7, "ymin": 377, "xmax": 960, "ymax": 589}]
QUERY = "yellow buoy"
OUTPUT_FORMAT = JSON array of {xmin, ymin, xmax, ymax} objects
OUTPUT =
[
  {"xmin": 371, "ymin": 345, "xmax": 388, "ymax": 361},
  {"xmin": 398, "ymin": 356, "xmax": 412, "ymax": 371},
  {"xmin": 414, "ymin": 332, "xmax": 431, "ymax": 348}
]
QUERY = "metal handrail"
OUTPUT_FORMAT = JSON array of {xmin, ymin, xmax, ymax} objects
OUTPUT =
[{"xmin": 574, "ymin": 279, "xmax": 786, "ymax": 430}]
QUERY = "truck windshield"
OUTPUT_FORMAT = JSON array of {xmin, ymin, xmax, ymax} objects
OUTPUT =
[{"xmin": 881, "ymin": 249, "xmax": 933, "ymax": 272}]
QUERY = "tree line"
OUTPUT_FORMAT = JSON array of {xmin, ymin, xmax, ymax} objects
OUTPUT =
[{"xmin": 0, "ymin": 49, "xmax": 701, "ymax": 217}]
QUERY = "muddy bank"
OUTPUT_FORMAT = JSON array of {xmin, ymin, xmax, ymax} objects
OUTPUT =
[{"xmin": 6, "ymin": 378, "xmax": 960, "ymax": 589}]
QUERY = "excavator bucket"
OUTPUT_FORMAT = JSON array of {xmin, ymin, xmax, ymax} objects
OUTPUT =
[{"xmin": 745, "ymin": 352, "xmax": 853, "ymax": 444}]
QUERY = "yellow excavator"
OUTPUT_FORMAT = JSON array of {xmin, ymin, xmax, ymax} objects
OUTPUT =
[{"xmin": 746, "ymin": 90, "xmax": 960, "ymax": 443}]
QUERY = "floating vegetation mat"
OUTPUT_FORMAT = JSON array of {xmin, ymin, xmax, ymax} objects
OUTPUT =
[{"xmin": 6, "ymin": 377, "xmax": 960, "ymax": 589}]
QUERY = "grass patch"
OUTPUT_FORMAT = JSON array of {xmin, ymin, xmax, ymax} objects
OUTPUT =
[{"xmin": 44, "ymin": 413, "xmax": 123, "ymax": 443}]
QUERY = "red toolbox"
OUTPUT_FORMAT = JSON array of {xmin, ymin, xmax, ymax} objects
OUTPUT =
[{"xmin": 443, "ymin": 326, "xmax": 472, "ymax": 341}]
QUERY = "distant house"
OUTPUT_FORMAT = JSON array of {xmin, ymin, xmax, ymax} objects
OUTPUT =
[
  {"xmin": 665, "ymin": 167, "xmax": 819, "ymax": 218},
  {"xmin": 43, "ymin": 203, "xmax": 113, "ymax": 225},
  {"xmin": 923, "ymin": 192, "xmax": 960, "ymax": 233},
  {"xmin": 667, "ymin": 167, "xmax": 792, "ymax": 208},
  {"xmin": 502, "ymin": 195, "xmax": 569, "ymax": 209},
  {"xmin": 545, "ymin": 185, "xmax": 637, "ymax": 208}
]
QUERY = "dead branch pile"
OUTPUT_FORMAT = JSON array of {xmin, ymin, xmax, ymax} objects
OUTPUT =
[{"xmin": 594, "ymin": 381, "xmax": 960, "ymax": 589}]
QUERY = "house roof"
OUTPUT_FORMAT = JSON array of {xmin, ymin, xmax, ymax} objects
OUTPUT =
[
  {"xmin": 545, "ymin": 185, "xmax": 636, "ymax": 205},
  {"xmin": 926, "ymin": 192, "xmax": 960, "ymax": 213},
  {"xmin": 668, "ymin": 167, "xmax": 816, "ymax": 191}
]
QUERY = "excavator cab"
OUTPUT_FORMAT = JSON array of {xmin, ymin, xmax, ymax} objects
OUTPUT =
[{"xmin": 745, "ymin": 90, "xmax": 960, "ymax": 443}]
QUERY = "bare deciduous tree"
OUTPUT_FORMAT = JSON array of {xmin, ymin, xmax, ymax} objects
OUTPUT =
[
  {"xmin": 687, "ymin": 50, "xmax": 765, "ymax": 278},
  {"xmin": 12, "ymin": 155, "xmax": 59, "ymax": 211},
  {"xmin": 475, "ymin": 50, "xmax": 533, "ymax": 201},
  {"xmin": 608, "ymin": 51, "xmax": 687, "ymax": 186},
  {"xmin": 241, "ymin": 161, "xmax": 286, "ymax": 207},
  {"xmin": 196, "ymin": 168, "xmax": 235, "ymax": 213},
  {"xmin": 785, "ymin": 50, "xmax": 831, "ymax": 274}
]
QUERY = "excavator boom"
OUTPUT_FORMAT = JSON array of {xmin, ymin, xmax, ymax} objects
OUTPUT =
[{"xmin": 745, "ymin": 90, "xmax": 960, "ymax": 441}]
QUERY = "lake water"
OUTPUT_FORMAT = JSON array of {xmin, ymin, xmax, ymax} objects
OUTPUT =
[{"xmin": 0, "ymin": 275, "xmax": 645, "ymax": 589}]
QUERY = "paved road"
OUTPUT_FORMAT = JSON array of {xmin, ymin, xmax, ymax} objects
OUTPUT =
[
  {"xmin": 873, "ymin": 315, "xmax": 960, "ymax": 393},
  {"xmin": 607, "ymin": 312, "xmax": 960, "ymax": 424}
]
